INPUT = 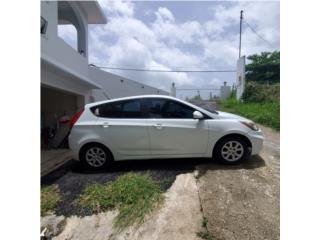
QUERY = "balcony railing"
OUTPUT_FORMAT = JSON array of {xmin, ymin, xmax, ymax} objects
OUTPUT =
[{"xmin": 41, "ymin": 35, "xmax": 88, "ymax": 78}]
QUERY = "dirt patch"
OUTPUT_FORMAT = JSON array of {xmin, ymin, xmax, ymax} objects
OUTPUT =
[{"xmin": 196, "ymin": 125, "xmax": 280, "ymax": 240}]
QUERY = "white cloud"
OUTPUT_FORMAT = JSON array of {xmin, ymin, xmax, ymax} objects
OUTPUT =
[
  {"xmin": 209, "ymin": 78, "xmax": 224, "ymax": 87},
  {"xmin": 99, "ymin": 0, "xmax": 134, "ymax": 17},
  {"xmin": 86, "ymin": 0, "xmax": 279, "ymax": 98},
  {"xmin": 155, "ymin": 7, "xmax": 175, "ymax": 23},
  {"xmin": 152, "ymin": 8, "xmax": 204, "ymax": 45}
]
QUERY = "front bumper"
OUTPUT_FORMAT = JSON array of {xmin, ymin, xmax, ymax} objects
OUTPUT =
[{"xmin": 246, "ymin": 129, "xmax": 264, "ymax": 155}]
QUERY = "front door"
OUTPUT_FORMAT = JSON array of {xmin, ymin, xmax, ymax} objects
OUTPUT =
[{"xmin": 144, "ymin": 98, "xmax": 209, "ymax": 156}]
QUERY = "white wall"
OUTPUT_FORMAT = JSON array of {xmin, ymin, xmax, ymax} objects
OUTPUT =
[
  {"xmin": 41, "ymin": 61, "xmax": 91, "ymax": 98},
  {"xmin": 41, "ymin": 1, "xmax": 95, "ymax": 106},
  {"xmin": 58, "ymin": 1, "xmax": 89, "ymax": 58},
  {"xmin": 41, "ymin": 1, "xmax": 58, "ymax": 38},
  {"xmin": 88, "ymin": 67, "xmax": 169, "ymax": 102},
  {"xmin": 41, "ymin": 1, "xmax": 89, "ymax": 78}
]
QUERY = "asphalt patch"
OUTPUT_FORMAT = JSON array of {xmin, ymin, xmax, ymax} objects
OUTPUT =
[{"xmin": 41, "ymin": 158, "xmax": 210, "ymax": 217}]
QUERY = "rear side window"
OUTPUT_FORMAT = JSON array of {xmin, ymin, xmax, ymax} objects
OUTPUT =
[
  {"xmin": 122, "ymin": 100, "xmax": 141, "ymax": 118},
  {"xmin": 91, "ymin": 99, "xmax": 142, "ymax": 118}
]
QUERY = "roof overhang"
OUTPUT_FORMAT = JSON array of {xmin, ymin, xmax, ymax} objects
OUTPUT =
[
  {"xmin": 78, "ymin": 1, "xmax": 107, "ymax": 24},
  {"xmin": 41, "ymin": 53, "xmax": 102, "ymax": 90}
]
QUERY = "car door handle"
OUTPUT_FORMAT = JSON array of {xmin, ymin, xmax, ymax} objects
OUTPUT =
[
  {"xmin": 153, "ymin": 123, "xmax": 163, "ymax": 129},
  {"xmin": 101, "ymin": 122, "xmax": 109, "ymax": 128}
]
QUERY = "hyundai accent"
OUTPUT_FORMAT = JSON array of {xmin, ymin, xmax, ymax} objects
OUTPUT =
[{"xmin": 68, "ymin": 95, "xmax": 263, "ymax": 168}]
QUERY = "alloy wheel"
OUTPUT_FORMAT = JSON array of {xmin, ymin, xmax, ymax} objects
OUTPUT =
[
  {"xmin": 221, "ymin": 140, "xmax": 244, "ymax": 162},
  {"xmin": 85, "ymin": 147, "xmax": 107, "ymax": 167}
]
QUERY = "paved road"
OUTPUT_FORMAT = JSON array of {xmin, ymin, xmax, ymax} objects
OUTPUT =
[{"xmin": 196, "ymin": 125, "xmax": 280, "ymax": 240}]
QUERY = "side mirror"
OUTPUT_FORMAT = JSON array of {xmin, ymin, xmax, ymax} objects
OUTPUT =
[{"xmin": 193, "ymin": 111, "xmax": 204, "ymax": 120}]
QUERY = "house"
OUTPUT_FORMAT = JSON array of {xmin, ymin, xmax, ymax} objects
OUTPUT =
[{"xmin": 41, "ymin": 1, "xmax": 168, "ymax": 149}]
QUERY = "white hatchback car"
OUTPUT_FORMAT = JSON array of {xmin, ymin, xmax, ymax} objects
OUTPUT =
[{"xmin": 69, "ymin": 95, "xmax": 263, "ymax": 168}]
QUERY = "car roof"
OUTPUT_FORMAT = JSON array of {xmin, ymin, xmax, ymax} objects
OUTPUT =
[{"xmin": 85, "ymin": 95, "xmax": 179, "ymax": 108}]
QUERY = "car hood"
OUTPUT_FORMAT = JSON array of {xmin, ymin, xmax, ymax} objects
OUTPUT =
[{"xmin": 214, "ymin": 111, "xmax": 250, "ymax": 121}]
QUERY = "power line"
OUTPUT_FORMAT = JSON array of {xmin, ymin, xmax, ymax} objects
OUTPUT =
[
  {"xmin": 91, "ymin": 65, "xmax": 236, "ymax": 73},
  {"xmin": 94, "ymin": 63, "xmax": 220, "ymax": 69},
  {"xmin": 243, "ymin": 19, "xmax": 277, "ymax": 49},
  {"xmin": 176, "ymin": 88, "xmax": 220, "ymax": 91}
]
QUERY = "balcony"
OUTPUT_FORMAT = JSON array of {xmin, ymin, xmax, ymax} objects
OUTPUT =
[{"xmin": 41, "ymin": 35, "xmax": 89, "ymax": 79}]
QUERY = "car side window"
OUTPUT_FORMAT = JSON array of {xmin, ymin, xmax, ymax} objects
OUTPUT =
[
  {"xmin": 91, "ymin": 99, "xmax": 142, "ymax": 118},
  {"xmin": 144, "ymin": 99, "xmax": 195, "ymax": 119},
  {"xmin": 163, "ymin": 100, "xmax": 194, "ymax": 118},
  {"xmin": 144, "ymin": 99, "xmax": 166, "ymax": 118},
  {"xmin": 122, "ymin": 100, "xmax": 142, "ymax": 118}
]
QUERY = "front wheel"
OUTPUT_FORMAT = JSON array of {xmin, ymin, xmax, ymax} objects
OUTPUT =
[{"xmin": 213, "ymin": 136, "xmax": 250, "ymax": 164}]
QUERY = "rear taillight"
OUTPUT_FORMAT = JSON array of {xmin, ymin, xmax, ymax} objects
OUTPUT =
[{"xmin": 69, "ymin": 110, "xmax": 84, "ymax": 129}]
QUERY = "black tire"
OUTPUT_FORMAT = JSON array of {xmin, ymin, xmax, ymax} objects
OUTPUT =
[
  {"xmin": 213, "ymin": 136, "xmax": 250, "ymax": 165},
  {"xmin": 79, "ymin": 143, "xmax": 113, "ymax": 169}
]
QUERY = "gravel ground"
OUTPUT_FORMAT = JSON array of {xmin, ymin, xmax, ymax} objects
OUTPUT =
[
  {"xmin": 41, "ymin": 158, "xmax": 210, "ymax": 217},
  {"xmin": 196, "ymin": 125, "xmax": 280, "ymax": 240}
]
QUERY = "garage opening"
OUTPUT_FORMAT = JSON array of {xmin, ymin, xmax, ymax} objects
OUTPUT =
[{"xmin": 41, "ymin": 85, "xmax": 84, "ymax": 149}]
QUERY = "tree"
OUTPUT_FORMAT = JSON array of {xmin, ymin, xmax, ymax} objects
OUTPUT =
[
  {"xmin": 246, "ymin": 51, "xmax": 280, "ymax": 84},
  {"xmin": 190, "ymin": 95, "xmax": 203, "ymax": 101}
]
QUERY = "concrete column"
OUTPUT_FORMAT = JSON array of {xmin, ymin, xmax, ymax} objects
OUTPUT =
[
  {"xmin": 220, "ymin": 82, "xmax": 231, "ymax": 100},
  {"xmin": 170, "ymin": 82, "xmax": 176, "ymax": 97},
  {"xmin": 236, "ymin": 56, "xmax": 246, "ymax": 100}
]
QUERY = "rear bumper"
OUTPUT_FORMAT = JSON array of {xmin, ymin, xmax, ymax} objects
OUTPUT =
[
  {"xmin": 68, "ymin": 133, "xmax": 80, "ymax": 161},
  {"xmin": 246, "ymin": 129, "xmax": 264, "ymax": 155}
]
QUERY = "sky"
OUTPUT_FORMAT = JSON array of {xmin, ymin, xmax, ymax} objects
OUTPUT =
[{"xmin": 59, "ymin": 0, "xmax": 280, "ymax": 99}]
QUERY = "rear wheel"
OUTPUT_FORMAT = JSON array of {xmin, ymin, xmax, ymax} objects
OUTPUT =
[
  {"xmin": 80, "ymin": 143, "xmax": 112, "ymax": 169},
  {"xmin": 213, "ymin": 136, "xmax": 250, "ymax": 164}
]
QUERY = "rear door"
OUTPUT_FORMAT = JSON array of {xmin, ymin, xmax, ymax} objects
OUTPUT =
[
  {"xmin": 92, "ymin": 99, "xmax": 150, "ymax": 157},
  {"xmin": 144, "ymin": 98, "xmax": 209, "ymax": 156}
]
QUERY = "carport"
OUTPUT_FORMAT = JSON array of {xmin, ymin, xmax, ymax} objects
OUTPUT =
[
  {"xmin": 41, "ymin": 85, "xmax": 83, "ymax": 149},
  {"xmin": 41, "ymin": 86, "xmax": 84, "ymax": 176}
]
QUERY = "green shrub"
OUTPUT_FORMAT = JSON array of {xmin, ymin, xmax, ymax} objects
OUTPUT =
[
  {"xmin": 242, "ymin": 82, "xmax": 279, "ymax": 103},
  {"xmin": 77, "ymin": 173, "xmax": 164, "ymax": 231},
  {"xmin": 219, "ymin": 100, "xmax": 280, "ymax": 131},
  {"xmin": 41, "ymin": 185, "xmax": 61, "ymax": 216}
]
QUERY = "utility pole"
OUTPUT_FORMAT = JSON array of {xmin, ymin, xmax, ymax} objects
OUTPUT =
[{"xmin": 239, "ymin": 10, "xmax": 243, "ymax": 58}]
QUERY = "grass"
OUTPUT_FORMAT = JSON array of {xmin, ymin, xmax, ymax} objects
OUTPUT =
[
  {"xmin": 76, "ymin": 173, "xmax": 164, "ymax": 231},
  {"xmin": 218, "ymin": 98, "xmax": 280, "ymax": 131},
  {"xmin": 41, "ymin": 185, "xmax": 62, "ymax": 216},
  {"xmin": 196, "ymin": 217, "xmax": 214, "ymax": 240}
]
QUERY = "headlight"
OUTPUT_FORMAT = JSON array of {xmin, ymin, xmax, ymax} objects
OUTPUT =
[{"xmin": 240, "ymin": 121, "xmax": 259, "ymax": 131}]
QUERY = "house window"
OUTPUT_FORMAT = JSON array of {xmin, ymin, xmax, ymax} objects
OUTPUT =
[{"xmin": 41, "ymin": 17, "xmax": 48, "ymax": 34}]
